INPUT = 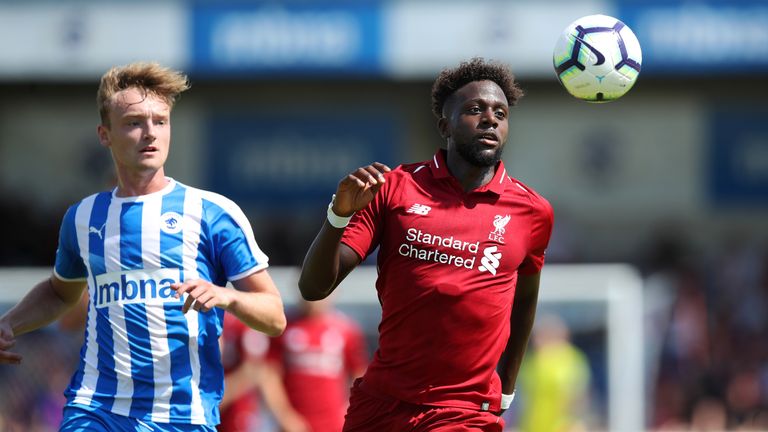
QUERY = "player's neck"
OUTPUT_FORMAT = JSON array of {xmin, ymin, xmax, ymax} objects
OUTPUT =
[
  {"xmin": 114, "ymin": 169, "xmax": 169, "ymax": 197},
  {"xmin": 446, "ymin": 157, "xmax": 496, "ymax": 192}
]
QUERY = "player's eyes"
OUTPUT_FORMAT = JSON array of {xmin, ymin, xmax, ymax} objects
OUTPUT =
[{"xmin": 495, "ymin": 111, "xmax": 507, "ymax": 119}]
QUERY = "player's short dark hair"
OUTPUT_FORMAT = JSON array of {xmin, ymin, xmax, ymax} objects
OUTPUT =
[{"xmin": 431, "ymin": 57, "xmax": 524, "ymax": 118}]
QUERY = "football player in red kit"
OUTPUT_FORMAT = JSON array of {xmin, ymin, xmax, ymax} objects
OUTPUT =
[
  {"xmin": 264, "ymin": 297, "xmax": 368, "ymax": 432},
  {"xmin": 219, "ymin": 312, "xmax": 271, "ymax": 432},
  {"xmin": 299, "ymin": 58, "xmax": 554, "ymax": 431}
]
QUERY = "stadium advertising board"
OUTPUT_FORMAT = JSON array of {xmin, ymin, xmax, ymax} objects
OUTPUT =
[
  {"xmin": 206, "ymin": 113, "xmax": 398, "ymax": 210},
  {"xmin": 2, "ymin": 1, "xmax": 767, "ymax": 79},
  {"xmin": 381, "ymin": 0, "xmax": 612, "ymax": 78},
  {"xmin": 191, "ymin": 3, "xmax": 383, "ymax": 76},
  {"xmin": 709, "ymin": 109, "xmax": 768, "ymax": 205},
  {"xmin": 0, "ymin": 2, "xmax": 186, "ymax": 79},
  {"xmin": 618, "ymin": 1, "xmax": 768, "ymax": 74}
]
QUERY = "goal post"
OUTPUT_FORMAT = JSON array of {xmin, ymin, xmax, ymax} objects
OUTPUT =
[{"xmin": 538, "ymin": 264, "xmax": 645, "ymax": 432}]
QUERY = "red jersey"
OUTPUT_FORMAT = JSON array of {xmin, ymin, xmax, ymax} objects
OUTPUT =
[
  {"xmin": 341, "ymin": 149, "xmax": 553, "ymax": 412},
  {"xmin": 219, "ymin": 312, "xmax": 270, "ymax": 432},
  {"xmin": 268, "ymin": 310, "xmax": 368, "ymax": 432}
]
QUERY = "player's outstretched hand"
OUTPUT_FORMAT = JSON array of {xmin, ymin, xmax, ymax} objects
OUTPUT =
[
  {"xmin": 333, "ymin": 162, "xmax": 391, "ymax": 216},
  {"xmin": 170, "ymin": 279, "xmax": 233, "ymax": 314},
  {"xmin": 0, "ymin": 319, "xmax": 22, "ymax": 365}
]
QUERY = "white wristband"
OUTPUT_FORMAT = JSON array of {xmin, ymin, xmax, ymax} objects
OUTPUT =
[
  {"xmin": 500, "ymin": 391, "xmax": 516, "ymax": 410},
  {"xmin": 327, "ymin": 195, "xmax": 353, "ymax": 229}
]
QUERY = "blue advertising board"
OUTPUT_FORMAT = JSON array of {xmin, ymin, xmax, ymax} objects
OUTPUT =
[
  {"xmin": 709, "ymin": 108, "xmax": 768, "ymax": 206},
  {"xmin": 206, "ymin": 111, "xmax": 399, "ymax": 211},
  {"xmin": 192, "ymin": 2, "xmax": 383, "ymax": 76},
  {"xmin": 618, "ymin": 1, "xmax": 768, "ymax": 74}
]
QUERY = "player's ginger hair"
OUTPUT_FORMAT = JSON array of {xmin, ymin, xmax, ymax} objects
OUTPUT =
[
  {"xmin": 97, "ymin": 62, "xmax": 190, "ymax": 126},
  {"xmin": 431, "ymin": 57, "xmax": 524, "ymax": 119}
]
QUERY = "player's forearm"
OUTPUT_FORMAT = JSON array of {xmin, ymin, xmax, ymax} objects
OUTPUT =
[
  {"xmin": 260, "ymin": 363, "xmax": 307, "ymax": 430},
  {"xmin": 226, "ymin": 290, "xmax": 286, "ymax": 337},
  {"xmin": 298, "ymin": 222, "xmax": 346, "ymax": 300},
  {"xmin": 1, "ymin": 278, "xmax": 81, "ymax": 336},
  {"xmin": 221, "ymin": 361, "xmax": 261, "ymax": 409},
  {"xmin": 499, "ymin": 274, "xmax": 541, "ymax": 393}
]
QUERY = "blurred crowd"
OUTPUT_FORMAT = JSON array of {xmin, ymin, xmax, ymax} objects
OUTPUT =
[
  {"xmin": 641, "ymin": 230, "xmax": 768, "ymax": 431},
  {"xmin": 0, "ymin": 329, "xmax": 79, "ymax": 431}
]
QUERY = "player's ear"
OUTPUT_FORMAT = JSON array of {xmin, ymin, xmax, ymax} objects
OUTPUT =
[
  {"xmin": 437, "ymin": 117, "xmax": 450, "ymax": 139},
  {"xmin": 97, "ymin": 124, "xmax": 110, "ymax": 148}
]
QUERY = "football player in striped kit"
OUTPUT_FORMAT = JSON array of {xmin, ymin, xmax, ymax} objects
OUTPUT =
[{"xmin": 0, "ymin": 62, "xmax": 287, "ymax": 431}]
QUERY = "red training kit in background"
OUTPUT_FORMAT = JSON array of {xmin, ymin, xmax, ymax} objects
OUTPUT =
[
  {"xmin": 267, "ymin": 310, "xmax": 368, "ymax": 432},
  {"xmin": 219, "ymin": 312, "xmax": 270, "ymax": 432},
  {"xmin": 341, "ymin": 149, "xmax": 554, "ymax": 413}
]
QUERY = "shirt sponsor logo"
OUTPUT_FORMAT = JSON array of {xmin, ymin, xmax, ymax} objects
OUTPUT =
[
  {"xmin": 93, "ymin": 268, "xmax": 182, "ymax": 308},
  {"xmin": 478, "ymin": 246, "xmax": 502, "ymax": 275},
  {"xmin": 160, "ymin": 212, "xmax": 183, "ymax": 234},
  {"xmin": 399, "ymin": 228, "xmax": 480, "ymax": 269},
  {"xmin": 399, "ymin": 227, "xmax": 505, "ymax": 275},
  {"xmin": 489, "ymin": 215, "xmax": 510, "ymax": 243},
  {"xmin": 406, "ymin": 203, "xmax": 432, "ymax": 215}
]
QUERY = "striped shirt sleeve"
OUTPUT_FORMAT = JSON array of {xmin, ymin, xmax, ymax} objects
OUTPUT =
[
  {"xmin": 54, "ymin": 203, "xmax": 87, "ymax": 281},
  {"xmin": 202, "ymin": 193, "xmax": 269, "ymax": 282}
]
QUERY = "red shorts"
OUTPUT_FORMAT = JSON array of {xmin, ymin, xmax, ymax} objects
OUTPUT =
[{"xmin": 342, "ymin": 379, "xmax": 505, "ymax": 432}]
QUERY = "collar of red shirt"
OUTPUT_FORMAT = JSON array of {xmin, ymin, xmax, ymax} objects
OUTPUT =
[{"xmin": 428, "ymin": 149, "xmax": 508, "ymax": 195}]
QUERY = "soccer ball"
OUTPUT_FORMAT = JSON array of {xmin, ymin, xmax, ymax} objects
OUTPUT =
[{"xmin": 553, "ymin": 14, "xmax": 642, "ymax": 103}]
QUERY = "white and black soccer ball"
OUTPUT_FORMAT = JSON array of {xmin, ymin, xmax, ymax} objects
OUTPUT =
[{"xmin": 553, "ymin": 14, "xmax": 642, "ymax": 103}]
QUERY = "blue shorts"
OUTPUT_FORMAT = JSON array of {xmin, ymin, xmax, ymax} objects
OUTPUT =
[{"xmin": 60, "ymin": 405, "xmax": 216, "ymax": 432}]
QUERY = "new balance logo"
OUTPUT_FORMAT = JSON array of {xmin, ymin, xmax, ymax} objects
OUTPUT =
[
  {"xmin": 406, "ymin": 203, "xmax": 431, "ymax": 215},
  {"xmin": 478, "ymin": 246, "xmax": 502, "ymax": 275}
]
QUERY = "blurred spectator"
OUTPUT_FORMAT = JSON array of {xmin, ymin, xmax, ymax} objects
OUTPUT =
[
  {"xmin": 219, "ymin": 311, "xmax": 271, "ymax": 432},
  {"xmin": 263, "ymin": 297, "xmax": 368, "ymax": 432},
  {"xmin": 689, "ymin": 397, "xmax": 727, "ymax": 432},
  {"xmin": 516, "ymin": 314, "xmax": 593, "ymax": 432}
]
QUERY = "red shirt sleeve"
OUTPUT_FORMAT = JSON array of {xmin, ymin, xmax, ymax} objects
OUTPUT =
[
  {"xmin": 518, "ymin": 193, "xmax": 555, "ymax": 275},
  {"xmin": 340, "ymin": 177, "xmax": 391, "ymax": 260}
]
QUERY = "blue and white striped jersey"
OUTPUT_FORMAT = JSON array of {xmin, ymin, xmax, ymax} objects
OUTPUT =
[{"xmin": 53, "ymin": 179, "xmax": 268, "ymax": 426}]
